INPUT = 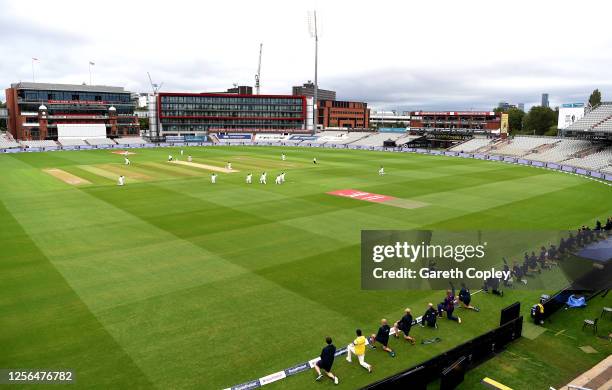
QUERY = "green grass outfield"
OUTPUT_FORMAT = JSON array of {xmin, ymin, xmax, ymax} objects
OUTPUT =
[{"xmin": 1, "ymin": 146, "xmax": 610, "ymax": 389}]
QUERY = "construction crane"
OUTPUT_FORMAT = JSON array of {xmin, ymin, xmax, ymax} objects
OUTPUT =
[
  {"xmin": 147, "ymin": 72, "xmax": 163, "ymax": 94},
  {"xmin": 255, "ymin": 43, "xmax": 263, "ymax": 95},
  {"xmin": 146, "ymin": 72, "xmax": 164, "ymax": 139}
]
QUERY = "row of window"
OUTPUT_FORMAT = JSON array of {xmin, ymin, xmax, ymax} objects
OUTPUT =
[
  {"xmin": 18, "ymin": 90, "xmax": 132, "ymax": 103},
  {"xmin": 162, "ymin": 124, "xmax": 301, "ymax": 131},
  {"xmin": 160, "ymin": 104, "xmax": 302, "ymax": 112},
  {"xmin": 161, "ymin": 111, "xmax": 302, "ymax": 118},
  {"xmin": 161, "ymin": 119, "xmax": 302, "ymax": 126},
  {"xmin": 161, "ymin": 96, "xmax": 301, "ymax": 105}
]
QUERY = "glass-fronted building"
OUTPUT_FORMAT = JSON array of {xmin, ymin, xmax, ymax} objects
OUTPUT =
[
  {"xmin": 5, "ymin": 82, "xmax": 139, "ymax": 140},
  {"xmin": 157, "ymin": 93, "xmax": 307, "ymax": 135}
]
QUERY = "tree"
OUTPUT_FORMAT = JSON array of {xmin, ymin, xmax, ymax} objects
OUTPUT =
[
  {"xmin": 522, "ymin": 106, "xmax": 557, "ymax": 135},
  {"xmin": 588, "ymin": 89, "xmax": 601, "ymax": 107},
  {"xmin": 139, "ymin": 118, "xmax": 149, "ymax": 131},
  {"xmin": 507, "ymin": 107, "xmax": 525, "ymax": 133}
]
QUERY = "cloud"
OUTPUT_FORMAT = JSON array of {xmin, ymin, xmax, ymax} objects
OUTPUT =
[{"xmin": 1, "ymin": 0, "xmax": 611, "ymax": 111}]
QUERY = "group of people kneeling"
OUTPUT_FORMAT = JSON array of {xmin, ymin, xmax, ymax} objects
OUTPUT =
[{"xmin": 314, "ymin": 288, "xmax": 477, "ymax": 384}]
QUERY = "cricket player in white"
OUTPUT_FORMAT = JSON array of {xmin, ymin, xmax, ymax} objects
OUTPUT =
[
  {"xmin": 313, "ymin": 157, "xmax": 317, "ymax": 164},
  {"xmin": 379, "ymin": 166, "xmax": 385, "ymax": 176},
  {"xmin": 275, "ymin": 175, "xmax": 281, "ymax": 185},
  {"xmin": 124, "ymin": 157, "xmax": 131, "ymax": 166},
  {"xmin": 260, "ymin": 172, "xmax": 267, "ymax": 184},
  {"xmin": 211, "ymin": 173, "xmax": 217, "ymax": 184},
  {"xmin": 280, "ymin": 172, "xmax": 286, "ymax": 183},
  {"xmin": 117, "ymin": 175, "xmax": 125, "ymax": 186},
  {"xmin": 180, "ymin": 149, "xmax": 184, "ymax": 156},
  {"xmin": 168, "ymin": 155, "xmax": 173, "ymax": 162},
  {"xmin": 281, "ymin": 153, "xmax": 286, "ymax": 161},
  {"xmin": 226, "ymin": 162, "xmax": 232, "ymax": 170},
  {"xmin": 246, "ymin": 173, "xmax": 252, "ymax": 184},
  {"xmin": 187, "ymin": 155, "xmax": 193, "ymax": 162}
]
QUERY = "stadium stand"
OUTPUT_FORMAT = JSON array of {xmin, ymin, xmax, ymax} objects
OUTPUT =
[
  {"xmin": 19, "ymin": 140, "xmax": 58, "ymax": 148},
  {"xmin": 563, "ymin": 148, "xmax": 612, "ymax": 170},
  {"xmin": 254, "ymin": 134, "xmax": 289, "ymax": 142},
  {"xmin": 217, "ymin": 135, "xmax": 253, "ymax": 144},
  {"xmin": 57, "ymin": 138, "xmax": 87, "ymax": 146},
  {"xmin": 449, "ymin": 137, "xmax": 494, "ymax": 152},
  {"xmin": 394, "ymin": 134, "xmax": 422, "ymax": 145},
  {"xmin": 311, "ymin": 131, "xmax": 348, "ymax": 144},
  {"xmin": 116, "ymin": 137, "xmax": 147, "ymax": 145},
  {"xmin": 349, "ymin": 132, "xmax": 404, "ymax": 146},
  {"xmin": 523, "ymin": 139, "xmax": 593, "ymax": 162},
  {"xmin": 0, "ymin": 133, "xmax": 21, "ymax": 149},
  {"xmin": 566, "ymin": 103, "xmax": 612, "ymax": 132},
  {"xmin": 332, "ymin": 131, "xmax": 371, "ymax": 144},
  {"xmin": 86, "ymin": 138, "xmax": 117, "ymax": 146},
  {"xmin": 489, "ymin": 136, "xmax": 558, "ymax": 156}
]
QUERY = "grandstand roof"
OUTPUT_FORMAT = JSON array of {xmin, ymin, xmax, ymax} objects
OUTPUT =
[{"xmin": 10, "ymin": 82, "xmax": 128, "ymax": 94}]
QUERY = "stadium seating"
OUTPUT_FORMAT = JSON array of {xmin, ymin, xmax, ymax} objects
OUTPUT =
[
  {"xmin": 563, "ymin": 148, "xmax": 612, "ymax": 170},
  {"xmin": 19, "ymin": 140, "xmax": 58, "ymax": 148},
  {"xmin": 58, "ymin": 138, "xmax": 87, "ymax": 146},
  {"xmin": 116, "ymin": 137, "xmax": 147, "ymax": 145},
  {"xmin": 489, "ymin": 136, "xmax": 558, "ymax": 156},
  {"xmin": 332, "ymin": 132, "xmax": 371, "ymax": 144},
  {"xmin": 566, "ymin": 103, "xmax": 612, "ymax": 132},
  {"xmin": 395, "ymin": 134, "xmax": 423, "ymax": 145},
  {"xmin": 523, "ymin": 139, "xmax": 593, "ymax": 163},
  {"xmin": 449, "ymin": 137, "xmax": 494, "ymax": 152},
  {"xmin": 349, "ymin": 132, "xmax": 404, "ymax": 146},
  {"xmin": 0, "ymin": 133, "xmax": 21, "ymax": 149},
  {"xmin": 311, "ymin": 131, "xmax": 347, "ymax": 144},
  {"xmin": 86, "ymin": 138, "xmax": 117, "ymax": 146}
]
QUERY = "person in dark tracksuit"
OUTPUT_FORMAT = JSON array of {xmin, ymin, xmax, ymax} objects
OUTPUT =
[
  {"xmin": 369, "ymin": 319, "xmax": 396, "ymax": 357},
  {"xmin": 439, "ymin": 289, "xmax": 461, "ymax": 324},
  {"xmin": 393, "ymin": 308, "xmax": 416, "ymax": 344},
  {"xmin": 314, "ymin": 337, "xmax": 339, "ymax": 385},
  {"xmin": 458, "ymin": 283, "xmax": 479, "ymax": 311},
  {"xmin": 422, "ymin": 303, "xmax": 438, "ymax": 328}
]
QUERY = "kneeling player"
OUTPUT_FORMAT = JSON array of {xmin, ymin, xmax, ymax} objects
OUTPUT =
[
  {"xmin": 393, "ymin": 308, "xmax": 416, "ymax": 344},
  {"xmin": 458, "ymin": 283, "xmax": 479, "ymax": 311},
  {"xmin": 369, "ymin": 319, "xmax": 396, "ymax": 357},
  {"xmin": 314, "ymin": 336, "xmax": 339, "ymax": 385},
  {"xmin": 346, "ymin": 329, "xmax": 372, "ymax": 372},
  {"xmin": 421, "ymin": 303, "xmax": 438, "ymax": 328}
]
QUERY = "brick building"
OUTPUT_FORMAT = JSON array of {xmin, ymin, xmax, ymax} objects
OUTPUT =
[
  {"xmin": 410, "ymin": 111, "xmax": 501, "ymax": 132},
  {"xmin": 317, "ymin": 100, "xmax": 370, "ymax": 129},
  {"xmin": 5, "ymin": 82, "xmax": 139, "ymax": 140}
]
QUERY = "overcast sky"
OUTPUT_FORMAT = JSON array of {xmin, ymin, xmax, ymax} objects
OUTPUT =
[{"xmin": 1, "ymin": 0, "xmax": 611, "ymax": 111}]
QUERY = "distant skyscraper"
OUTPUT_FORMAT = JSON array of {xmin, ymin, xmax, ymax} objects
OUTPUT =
[
  {"xmin": 498, "ymin": 101, "xmax": 511, "ymax": 110},
  {"xmin": 518, "ymin": 103, "xmax": 525, "ymax": 111},
  {"xmin": 541, "ymin": 93, "xmax": 549, "ymax": 108}
]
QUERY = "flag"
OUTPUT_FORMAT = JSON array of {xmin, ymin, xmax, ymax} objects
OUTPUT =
[{"xmin": 89, "ymin": 61, "xmax": 95, "ymax": 65}]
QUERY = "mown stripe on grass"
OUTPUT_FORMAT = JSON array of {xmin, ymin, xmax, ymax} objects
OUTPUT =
[{"xmin": 0, "ymin": 200, "xmax": 154, "ymax": 389}]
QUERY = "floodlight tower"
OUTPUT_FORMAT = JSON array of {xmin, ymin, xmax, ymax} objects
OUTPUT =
[
  {"xmin": 308, "ymin": 11, "xmax": 319, "ymax": 134},
  {"xmin": 255, "ymin": 43, "xmax": 263, "ymax": 95},
  {"xmin": 147, "ymin": 72, "xmax": 164, "ymax": 139}
]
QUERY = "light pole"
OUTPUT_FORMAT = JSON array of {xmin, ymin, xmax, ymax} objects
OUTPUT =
[
  {"xmin": 309, "ymin": 10, "xmax": 319, "ymax": 134},
  {"xmin": 89, "ymin": 61, "xmax": 95, "ymax": 85},
  {"xmin": 31, "ymin": 58, "xmax": 39, "ymax": 82}
]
